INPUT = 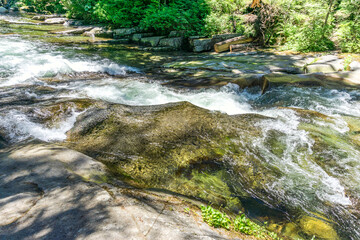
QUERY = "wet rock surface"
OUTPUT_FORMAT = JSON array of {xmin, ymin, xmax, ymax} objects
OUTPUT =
[
  {"xmin": 0, "ymin": 143, "xmax": 241, "ymax": 240},
  {"xmin": 1, "ymin": 14, "xmax": 360, "ymax": 240}
]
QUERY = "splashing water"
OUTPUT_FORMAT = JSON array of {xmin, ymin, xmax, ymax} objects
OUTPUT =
[
  {"xmin": 1, "ymin": 34, "xmax": 360, "ymax": 239},
  {"xmin": 0, "ymin": 37, "xmax": 138, "ymax": 87},
  {"xmin": 0, "ymin": 109, "xmax": 81, "ymax": 142}
]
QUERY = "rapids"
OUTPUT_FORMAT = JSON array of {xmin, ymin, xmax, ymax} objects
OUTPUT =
[{"xmin": 1, "ymin": 14, "xmax": 360, "ymax": 240}]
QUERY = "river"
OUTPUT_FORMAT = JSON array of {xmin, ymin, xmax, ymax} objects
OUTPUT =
[{"xmin": 1, "ymin": 14, "xmax": 360, "ymax": 240}]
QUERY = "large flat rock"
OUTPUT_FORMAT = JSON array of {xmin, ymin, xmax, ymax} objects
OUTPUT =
[{"xmin": 0, "ymin": 143, "xmax": 239, "ymax": 240}]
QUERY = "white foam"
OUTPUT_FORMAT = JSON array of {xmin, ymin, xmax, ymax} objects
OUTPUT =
[
  {"xmin": 0, "ymin": 38, "xmax": 138, "ymax": 87},
  {"xmin": 79, "ymin": 81, "xmax": 254, "ymax": 115},
  {"xmin": 0, "ymin": 110, "xmax": 81, "ymax": 142}
]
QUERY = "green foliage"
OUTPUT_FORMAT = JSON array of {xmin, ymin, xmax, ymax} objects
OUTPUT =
[
  {"xmin": 19, "ymin": 0, "xmax": 65, "ymax": 13},
  {"xmin": 200, "ymin": 205, "xmax": 231, "ymax": 230},
  {"xmin": 62, "ymin": 0, "xmax": 98, "ymax": 21},
  {"xmin": 201, "ymin": 205, "xmax": 283, "ymax": 240},
  {"xmin": 343, "ymin": 55, "xmax": 353, "ymax": 71},
  {"xmin": 234, "ymin": 214, "xmax": 267, "ymax": 237},
  {"xmin": 94, "ymin": 0, "xmax": 150, "ymax": 27},
  {"xmin": 139, "ymin": 0, "xmax": 210, "ymax": 35},
  {"xmin": 283, "ymin": 21, "xmax": 334, "ymax": 52},
  {"xmin": 337, "ymin": 21, "xmax": 360, "ymax": 53},
  {"xmin": 19, "ymin": 0, "xmax": 360, "ymax": 53},
  {"xmin": 334, "ymin": 0, "xmax": 360, "ymax": 53}
]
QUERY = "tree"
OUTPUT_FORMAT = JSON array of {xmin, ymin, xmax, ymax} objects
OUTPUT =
[
  {"xmin": 324, "ymin": 0, "xmax": 335, "ymax": 27},
  {"xmin": 251, "ymin": 0, "xmax": 261, "ymax": 8}
]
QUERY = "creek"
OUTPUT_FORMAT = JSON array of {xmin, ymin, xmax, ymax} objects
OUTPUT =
[{"xmin": 1, "ymin": 14, "xmax": 360, "ymax": 240}]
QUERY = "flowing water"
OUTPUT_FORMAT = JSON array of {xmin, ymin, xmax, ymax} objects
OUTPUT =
[{"xmin": 1, "ymin": 14, "xmax": 360, "ymax": 240}]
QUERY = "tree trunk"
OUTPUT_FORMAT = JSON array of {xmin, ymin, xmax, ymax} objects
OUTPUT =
[
  {"xmin": 251, "ymin": 0, "xmax": 261, "ymax": 8},
  {"xmin": 214, "ymin": 36, "xmax": 254, "ymax": 53},
  {"xmin": 324, "ymin": 0, "xmax": 335, "ymax": 27}
]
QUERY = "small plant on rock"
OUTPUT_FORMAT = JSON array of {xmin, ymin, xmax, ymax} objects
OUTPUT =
[{"xmin": 200, "ymin": 205, "xmax": 232, "ymax": 230}]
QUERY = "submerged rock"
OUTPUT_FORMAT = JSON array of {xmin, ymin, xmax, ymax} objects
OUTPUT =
[
  {"xmin": 65, "ymin": 101, "xmax": 270, "ymax": 210},
  {"xmin": 299, "ymin": 216, "xmax": 339, "ymax": 240}
]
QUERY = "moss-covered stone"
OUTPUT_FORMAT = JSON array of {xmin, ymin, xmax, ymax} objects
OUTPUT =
[
  {"xmin": 65, "ymin": 101, "xmax": 273, "ymax": 210},
  {"xmin": 299, "ymin": 216, "xmax": 339, "ymax": 240}
]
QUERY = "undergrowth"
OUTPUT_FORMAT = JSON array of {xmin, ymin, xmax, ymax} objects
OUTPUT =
[{"xmin": 200, "ymin": 205, "xmax": 282, "ymax": 240}]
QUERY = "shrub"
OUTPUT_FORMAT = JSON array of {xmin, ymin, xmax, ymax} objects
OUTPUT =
[
  {"xmin": 19, "ymin": 0, "xmax": 65, "ymax": 13},
  {"xmin": 140, "ymin": 0, "xmax": 209, "ymax": 36},
  {"xmin": 283, "ymin": 20, "xmax": 334, "ymax": 52},
  {"xmin": 94, "ymin": 0, "xmax": 151, "ymax": 27},
  {"xmin": 62, "ymin": 0, "xmax": 98, "ymax": 22},
  {"xmin": 337, "ymin": 21, "xmax": 360, "ymax": 53}
]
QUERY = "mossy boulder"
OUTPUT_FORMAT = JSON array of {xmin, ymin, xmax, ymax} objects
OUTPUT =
[
  {"xmin": 65, "ymin": 101, "xmax": 275, "ymax": 210},
  {"xmin": 299, "ymin": 216, "xmax": 339, "ymax": 240}
]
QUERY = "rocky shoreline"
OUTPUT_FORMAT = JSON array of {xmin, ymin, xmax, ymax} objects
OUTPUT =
[{"xmin": 1, "ymin": 11, "xmax": 360, "ymax": 240}]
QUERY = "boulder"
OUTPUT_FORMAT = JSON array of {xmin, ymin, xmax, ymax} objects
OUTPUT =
[
  {"xmin": 189, "ymin": 38, "xmax": 213, "ymax": 53},
  {"xmin": 350, "ymin": 61, "xmax": 360, "ymax": 71},
  {"xmin": 43, "ymin": 18, "xmax": 67, "ymax": 25},
  {"xmin": 0, "ymin": 7, "xmax": 8, "ymax": 13},
  {"xmin": 0, "ymin": 143, "xmax": 235, "ymax": 240},
  {"xmin": 261, "ymin": 72, "xmax": 360, "ymax": 93},
  {"xmin": 131, "ymin": 33, "xmax": 154, "ymax": 43},
  {"xmin": 63, "ymin": 19, "xmax": 86, "ymax": 27},
  {"xmin": 158, "ymin": 37, "xmax": 184, "ymax": 50},
  {"xmin": 113, "ymin": 27, "xmax": 139, "ymax": 38},
  {"xmin": 305, "ymin": 64, "xmax": 339, "ymax": 73},
  {"xmin": 32, "ymin": 15, "xmax": 59, "ymax": 20},
  {"xmin": 299, "ymin": 216, "xmax": 339, "ymax": 240},
  {"xmin": 52, "ymin": 27, "xmax": 93, "ymax": 35},
  {"xmin": 83, "ymin": 27, "xmax": 113, "ymax": 38},
  {"xmin": 305, "ymin": 55, "xmax": 344, "ymax": 73},
  {"xmin": 140, "ymin": 36, "xmax": 166, "ymax": 47},
  {"xmin": 168, "ymin": 30, "xmax": 186, "ymax": 38}
]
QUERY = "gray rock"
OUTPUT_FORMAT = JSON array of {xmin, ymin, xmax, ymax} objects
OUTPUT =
[
  {"xmin": 158, "ymin": 37, "xmax": 184, "ymax": 50},
  {"xmin": 32, "ymin": 15, "xmax": 59, "ymax": 20},
  {"xmin": 305, "ymin": 55, "xmax": 344, "ymax": 73},
  {"xmin": 113, "ymin": 28, "xmax": 139, "ymax": 38},
  {"xmin": 64, "ymin": 19, "xmax": 86, "ymax": 27},
  {"xmin": 0, "ymin": 7, "xmax": 8, "ymax": 13},
  {"xmin": 328, "ymin": 69, "xmax": 360, "ymax": 86},
  {"xmin": 350, "ymin": 61, "xmax": 360, "ymax": 71},
  {"xmin": 83, "ymin": 27, "xmax": 113, "ymax": 38},
  {"xmin": 305, "ymin": 64, "xmax": 339, "ymax": 73},
  {"xmin": 44, "ymin": 18, "xmax": 67, "ymax": 24},
  {"xmin": 168, "ymin": 30, "xmax": 186, "ymax": 38},
  {"xmin": 140, "ymin": 36, "xmax": 166, "ymax": 47},
  {"xmin": 0, "ymin": 143, "xmax": 234, "ymax": 240},
  {"xmin": 131, "ymin": 33, "xmax": 154, "ymax": 43},
  {"xmin": 52, "ymin": 27, "xmax": 93, "ymax": 35},
  {"xmin": 189, "ymin": 38, "xmax": 213, "ymax": 53}
]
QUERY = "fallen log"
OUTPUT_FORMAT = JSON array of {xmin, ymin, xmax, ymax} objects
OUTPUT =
[
  {"xmin": 214, "ymin": 36, "xmax": 253, "ymax": 53},
  {"xmin": 230, "ymin": 43, "xmax": 257, "ymax": 52}
]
